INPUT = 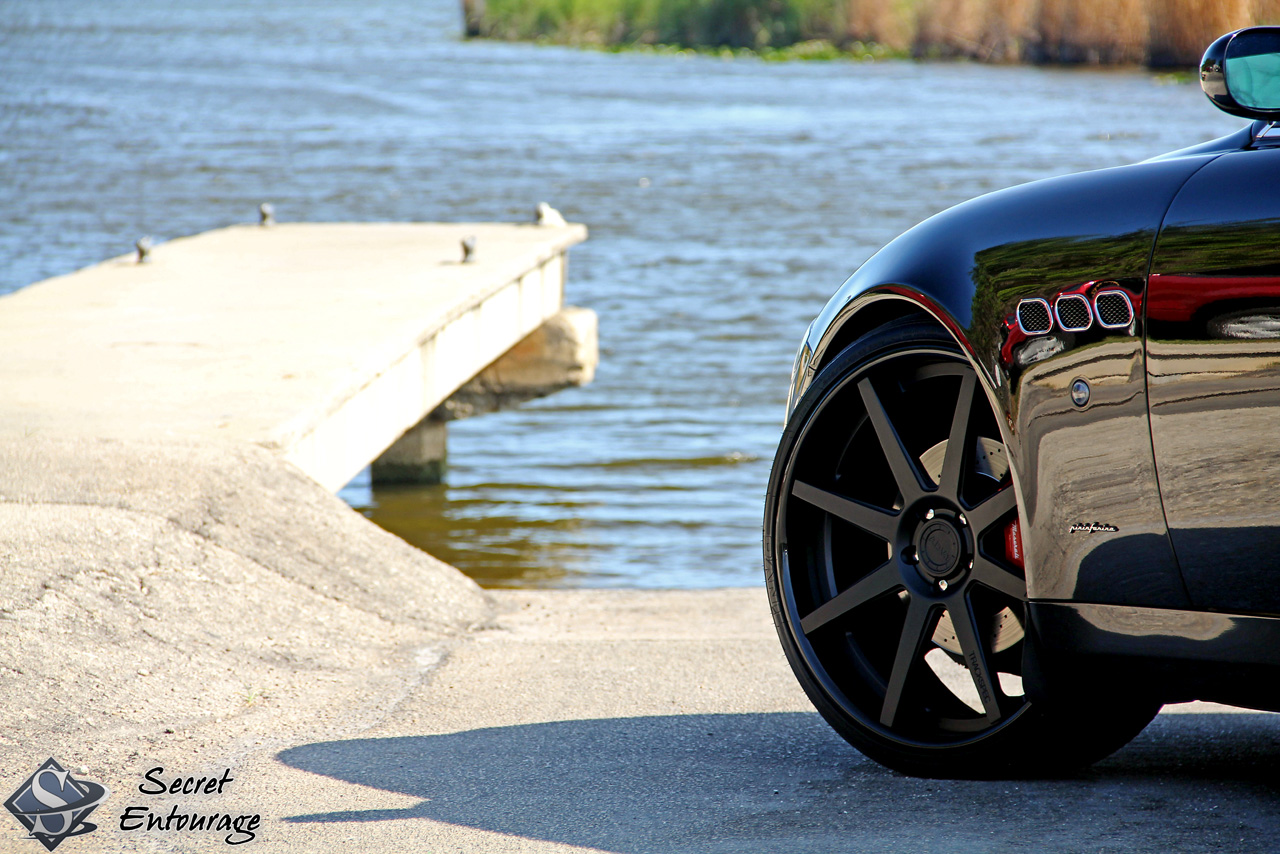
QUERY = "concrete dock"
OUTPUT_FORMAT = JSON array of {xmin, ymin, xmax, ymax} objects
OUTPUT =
[{"xmin": 0, "ymin": 220, "xmax": 590, "ymax": 491}]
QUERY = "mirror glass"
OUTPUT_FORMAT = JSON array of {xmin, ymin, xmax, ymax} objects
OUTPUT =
[{"xmin": 1225, "ymin": 29, "xmax": 1280, "ymax": 110}]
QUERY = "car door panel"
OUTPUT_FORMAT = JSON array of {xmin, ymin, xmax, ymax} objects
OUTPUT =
[{"xmin": 1147, "ymin": 144, "xmax": 1280, "ymax": 613}]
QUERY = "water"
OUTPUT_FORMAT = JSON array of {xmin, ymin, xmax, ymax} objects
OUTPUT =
[{"xmin": 0, "ymin": 0, "xmax": 1241, "ymax": 588}]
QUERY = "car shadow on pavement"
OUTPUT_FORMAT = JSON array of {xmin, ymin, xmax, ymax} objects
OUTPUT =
[{"xmin": 277, "ymin": 711, "xmax": 1280, "ymax": 853}]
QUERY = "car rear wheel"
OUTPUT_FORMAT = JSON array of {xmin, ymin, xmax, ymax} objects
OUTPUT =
[{"xmin": 764, "ymin": 320, "xmax": 1157, "ymax": 777}]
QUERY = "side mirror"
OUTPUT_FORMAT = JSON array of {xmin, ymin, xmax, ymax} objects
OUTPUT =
[{"xmin": 1201, "ymin": 26, "xmax": 1280, "ymax": 121}]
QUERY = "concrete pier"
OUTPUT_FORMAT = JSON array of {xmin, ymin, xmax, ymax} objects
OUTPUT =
[
  {"xmin": 373, "ymin": 302, "xmax": 599, "ymax": 485},
  {"xmin": 0, "ymin": 220, "xmax": 592, "ymax": 491}
]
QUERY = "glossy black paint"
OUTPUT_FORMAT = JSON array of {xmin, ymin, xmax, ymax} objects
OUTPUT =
[
  {"xmin": 1147, "ymin": 144, "xmax": 1280, "ymax": 615},
  {"xmin": 1030, "ymin": 602, "xmax": 1280, "ymax": 711},
  {"xmin": 800, "ymin": 154, "xmax": 1231, "ymax": 609}
]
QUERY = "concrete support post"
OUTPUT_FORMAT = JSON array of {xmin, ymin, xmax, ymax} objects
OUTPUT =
[
  {"xmin": 371, "ymin": 418, "xmax": 447, "ymax": 486},
  {"xmin": 432, "ymin": 306, "xmax": 598, "ymax": 421}
]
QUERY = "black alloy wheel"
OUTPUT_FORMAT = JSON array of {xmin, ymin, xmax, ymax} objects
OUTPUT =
[{"xmin": 764, "ymin": 320, "xmax": 1157, "ymax": 777}]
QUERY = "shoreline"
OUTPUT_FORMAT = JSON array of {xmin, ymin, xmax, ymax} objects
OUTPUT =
[
  {"xmin": 485, "ymin": 35, "xmax": 1205, "ymax": 77},
  {"xmin": 466, "ymin": 0, "xmax": 1279, "ymax": 69}
]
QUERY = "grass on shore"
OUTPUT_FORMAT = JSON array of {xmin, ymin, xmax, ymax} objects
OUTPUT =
[
  {"xmin": 472, "ymin": 0, "xmax": 1280, "ymax": 66},
  {"xmin": 475, "ymin": 0, "xmax": 846, "ymax": 51},
  {"xmin": 591, "ymin": 37, "xmax": 904, "ymax": 60}
]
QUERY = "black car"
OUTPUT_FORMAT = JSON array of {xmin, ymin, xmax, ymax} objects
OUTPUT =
[{"xmin": 765, "ymin": 27, "xmax": 1280, "ymax": 778}]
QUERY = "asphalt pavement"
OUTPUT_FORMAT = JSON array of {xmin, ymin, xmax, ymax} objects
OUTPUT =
[{"xmin": 22, "ymin": 587, "xmax": 1277, "ymax": 854}]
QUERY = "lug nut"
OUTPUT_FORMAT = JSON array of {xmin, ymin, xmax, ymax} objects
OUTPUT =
[
  {"xmin": 903, "ymin": 546, "xmax": 918, "ymax": 564},
  {"xmin": 938, "ymin": 580, "xmax": 949, "ymax": 591},
  {"xmin": 958, "ymin": 514, "xmax": 967, "ymax": 526},
  {"xmin": 924, "ymin": 509, "xmax": 935, "ymax": 520}
]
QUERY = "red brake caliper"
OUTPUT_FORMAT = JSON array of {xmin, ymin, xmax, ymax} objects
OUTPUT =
[{"xmin": 1004, "ymin": 518, "xmax": 1025, "ymax": 570}]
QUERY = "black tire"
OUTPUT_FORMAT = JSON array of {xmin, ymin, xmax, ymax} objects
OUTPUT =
[{"xmin": 764, "ymin": 320, "xmax": 1157, "ymax": 778}]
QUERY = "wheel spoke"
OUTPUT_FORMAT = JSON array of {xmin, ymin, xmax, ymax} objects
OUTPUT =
[
  {"xmin": 857, "ymin": 377, "xmax": 928, "ymax": 505},
  {"xmin": 971, "ymin": 556, "xmax": 1026, "ymax": 600},
  {"xmin": 938, "ymin": 372, "xmax": 976, "ymax": 496},
  {"xmin": 949, "ymin": 597, "xmax": 1004, "ymax": 725},
  {"xmin": 966, "ymin": 484, "xmax": 1016, "ymax": 535},
  {"xmin": 880, "ymin": 595, "xmax": 936, "ymax": 727},
  {"xmin": 791, "ymin": 480, "xmax": 897, "ymax": 540},
  {"xmin": 800, "ymin": 562, "xmax": 901, "ymax": 635}
]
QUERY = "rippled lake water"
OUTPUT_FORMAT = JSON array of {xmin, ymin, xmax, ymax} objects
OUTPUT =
[{"xmin": 1, "ymin": 0, "xmax": 1241, "ymax": 587}]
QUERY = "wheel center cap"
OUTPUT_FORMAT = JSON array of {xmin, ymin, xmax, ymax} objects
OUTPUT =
[{"xmin": 916, "ymin": 519, "xmax": 962, "ymax": 579}]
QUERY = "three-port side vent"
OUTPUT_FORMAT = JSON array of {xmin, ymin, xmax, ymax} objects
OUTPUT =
[
  {"xmin": 1019, "ymin": 289, "xmax": 1134, "ymax": 335},
  {"xmin": 1094, "ymin": 290, "xmax": 1135, "ymax": 328},
  {"xmin": 1054, "ymin": 294, "xmax": 1093, "ymax": 332},
  {"xmin": 1016, "ymin": 298, "xmax": 1053, "ymax": 334}
]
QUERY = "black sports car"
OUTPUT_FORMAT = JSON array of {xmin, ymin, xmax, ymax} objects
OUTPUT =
[{"xmin": 765, "ymin": 27, "xmax": 1280, "ymax": 778}]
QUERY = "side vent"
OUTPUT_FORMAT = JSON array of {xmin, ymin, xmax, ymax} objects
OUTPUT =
[
  {"xmin": 1094, "ymin": 290, "xmax": 1135, "ymax": 329},
  {"xmin": 1054, "ymin": 294, "xmax": 1093, "ymax": 332},
  {"xmin": 1016, "ymin": 298, "xmax": 1053, "ymax": 334}
]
